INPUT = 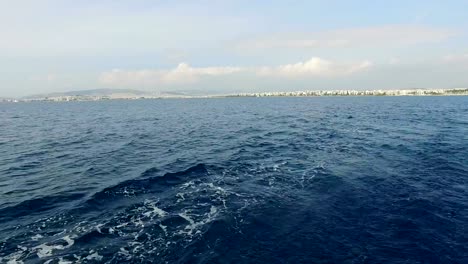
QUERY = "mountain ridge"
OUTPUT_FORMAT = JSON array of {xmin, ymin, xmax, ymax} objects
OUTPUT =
[{"xmin": 22, "ymin": 88, "xmax": 152, "ymax": 99}]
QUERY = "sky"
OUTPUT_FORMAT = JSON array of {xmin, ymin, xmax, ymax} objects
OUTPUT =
[{"xmin": 1, "ymin": 0, "xmax": 468, "ymax": 97}]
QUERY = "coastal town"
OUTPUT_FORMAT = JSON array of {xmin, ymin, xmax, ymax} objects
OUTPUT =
[
  {"xmin": 1, "ymin": 88, "xmax": 467, "ymax": 103},
  {"xmin": 229, "ymin": 88, "xmax": 468, "ymax": 97}
]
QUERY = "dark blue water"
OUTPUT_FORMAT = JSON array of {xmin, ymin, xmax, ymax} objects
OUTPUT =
[{"xmin": 1, "ymin": 97, "xmax": 467, "ymax": 263}]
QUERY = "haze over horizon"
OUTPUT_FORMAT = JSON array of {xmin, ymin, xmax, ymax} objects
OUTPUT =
[{"xmin": 2, "ymin": 0, "xmax": 468, "ymax": 98}]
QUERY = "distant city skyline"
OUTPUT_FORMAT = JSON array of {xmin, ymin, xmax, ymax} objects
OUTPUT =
[{"xmin": 1, "ymin": 0, "xmax": 468, "ymax": 97}]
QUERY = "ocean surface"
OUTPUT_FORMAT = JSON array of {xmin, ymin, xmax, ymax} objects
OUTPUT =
[{"xmin": 0, "ymin": 97, "xmax": 467, "ymax": 263}]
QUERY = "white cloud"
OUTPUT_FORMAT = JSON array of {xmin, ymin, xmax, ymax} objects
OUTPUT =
[
  {"xmin": 256, "ymin": 57, "xmax": 372, "ymax": 77},
  {"xmin": 442, "ymin": 54, "xmax": 468, "ymax": 63},
  {"xmin": 99, "ymin": 63, "xmax": 242, "ymax": 86},
  {"xmin": 161, "ymin": 63, "xmax": 242, "ymax": 84},
  {"xmin": 235, "ymin": 25, "xmax": 457, "ymax": 51},
  {"xmin": 99, "ymin": 57, "xmax": 372, "ymax": 87},
  {"xmin": 29, "ymin": 73, "xmax": 58, "ymax": 82},
  {"xmin": 388, "ymin": 57, "xmax": 401, "ymax": 65},
  {"xmin": 46, "ymin": 74, "xmax": 57, "ymax": 82}
]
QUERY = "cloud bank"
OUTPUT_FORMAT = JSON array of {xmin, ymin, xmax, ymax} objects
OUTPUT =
[
  {"xmin": 442, "ymin": 54, "xmax": 468, "ymax": 63},
  {"xmin": 99, "ymin": 63, "xmax": 242, "ymax": 86},
  {"xmin": 257, "ymin": 58, "xmax": 372, "ymax": 77},
  {"xmin": 99, "ymin": 57, "xmax": 372, "ymax": 87}
]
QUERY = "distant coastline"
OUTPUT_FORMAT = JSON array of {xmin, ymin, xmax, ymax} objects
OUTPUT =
[
  {"xmin": 223, "ymin": 88, "xmax": 468, "ymax": 98},
  {"xmin": 1, "ymin": 88, "xmax": 467, "ymax": 103}
]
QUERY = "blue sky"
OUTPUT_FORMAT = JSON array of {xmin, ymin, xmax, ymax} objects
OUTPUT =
[{"xmin": 1, "ymin": 0, "xmax": 468, "ymax": 97}]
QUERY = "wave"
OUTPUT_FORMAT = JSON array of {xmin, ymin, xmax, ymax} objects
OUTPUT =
[
  {"xmin": 82, "ymin": 164, "xmax": 211, "ymax": 208},
  {"xmin": 0, "ymin": 163, "xmax": 248, "ymax": 263},
  {"xmin": 0, "ymin": 192, "xmax": 86, "ymax": 222}
]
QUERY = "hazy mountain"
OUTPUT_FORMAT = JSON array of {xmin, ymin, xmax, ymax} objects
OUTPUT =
[{"xmin": 23, "ymin": 89, "xmax": 153, "ymax": 99}]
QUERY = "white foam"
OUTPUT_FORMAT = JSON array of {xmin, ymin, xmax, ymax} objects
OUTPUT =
[
  {"xmin": 31, "ymin": 234, "xmax": 43, "ymax": 241},
  {"xmin": 143, "ymin": 200, "xmax": 167, "ymax": 218},
  {"xmin": 177, "ymin": 206, "xmax": 219, "ymax": 236},
  {"xmin": 180, "ymin": 180, "xmax": 195, "ymax": 189},
  {"xmin": 273, "ymin": 163, "xmax": 284, "ymax": 171},
  {"xmin": 85, "ymin": 252, "xmax": 103, "ymax": 261},
  {"xmin": 178, "ymin": 212, "xmax": 195, "ymax": 226},
  {"xmin": 210, "ymin": 205, "xmax": 218, "ymax": 215},
  {"xmin": 2, "ymin": 245, "xmax": 28, "ymax": 264},
  {"xmin": 96, "ymin": 223, "xmax": 104, "ymax": 233},
  {"xmin": 134, "ymin": 218, "xmax": 145, "ymax": 227},
  {"xmin": 176, "ymin": 192, "xmax": 185, "ymax": 202},
  {"xmin": 269, "ymin": 177, "xmax": 275, "ymax": 186},
  {"xmin": 58, "ymin": 257, "xmax": 73, "ymax": 264},
  {"xmin": 34, "ymin": 235, "xmax": 75, "ymax": 258},
  {"xmin": 3, "ymin": 247, "xmax": 27, "ymax": 264},
  {"xmin": 159, "ymin": 224, "xmax": 168, "ymax": 236},
  {"xmin": 205, "ymin": 183, "xmax": 229, "ymax": 208},
  {"xmin": 119, "ymin": 247, "xmax": 130, "ymax": 255},
  {"xmin": 17, "ymin": 246, "xmax": 27, "ymax": 251}
]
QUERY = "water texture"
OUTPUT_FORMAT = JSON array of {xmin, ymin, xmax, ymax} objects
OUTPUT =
[{"xmin": 0, "ymin": 97, "xmax": 467, "ymax": 263}]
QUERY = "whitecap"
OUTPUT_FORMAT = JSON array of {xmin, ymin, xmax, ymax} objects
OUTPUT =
[
  {"xmin": 34, "ymin": 235, "xmax": 75, "ymax": 258},
  {"xmin": 31, "ymin": 234, "xmax": 43, "ymax": 241}
]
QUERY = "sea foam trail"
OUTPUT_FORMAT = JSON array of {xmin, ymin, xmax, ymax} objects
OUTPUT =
[{"xmin": 0, "ymin": 163, "xmax": 266, "ymax": 263}]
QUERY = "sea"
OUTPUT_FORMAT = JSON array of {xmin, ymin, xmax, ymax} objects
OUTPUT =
[{"xmin": 0, "ymin": 96, "xmax": 467, "ymax": 263}]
